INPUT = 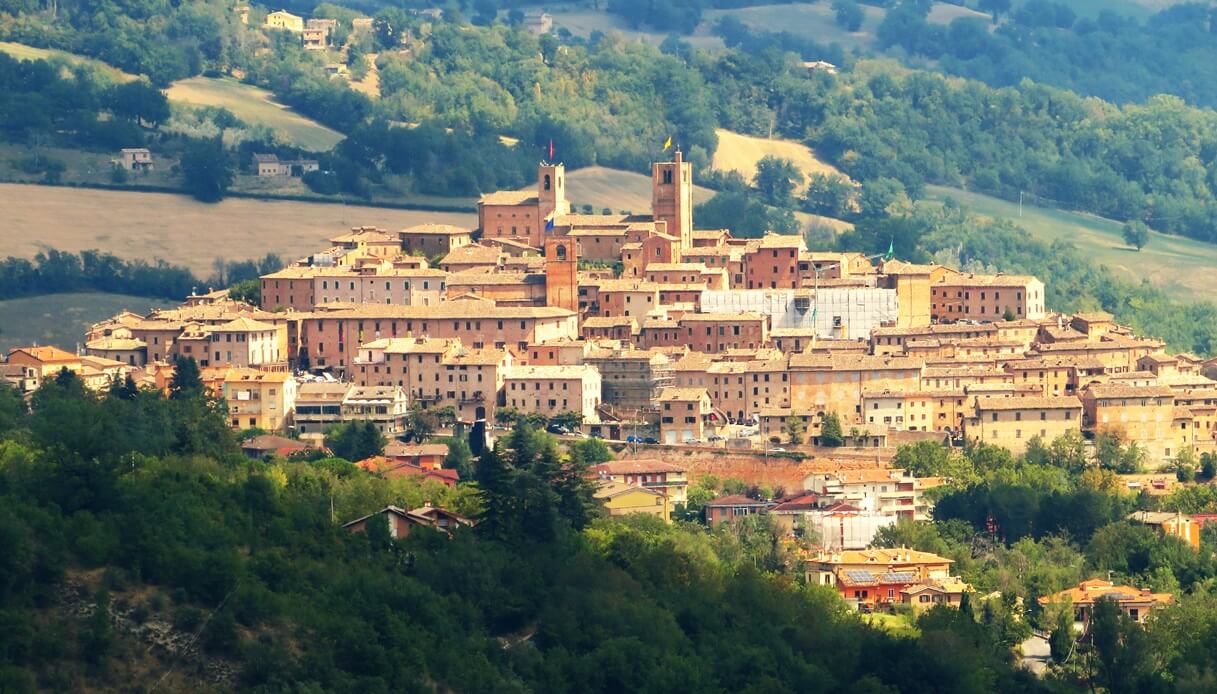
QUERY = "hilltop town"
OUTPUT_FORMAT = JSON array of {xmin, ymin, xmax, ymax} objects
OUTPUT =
[
  {"xmin": 3, "ymin": 151, "xmax": 1211, "ymax": 625},
  {"xmin": 9, "ymin": 152, "xmax": 1207, "ymax": 466}
]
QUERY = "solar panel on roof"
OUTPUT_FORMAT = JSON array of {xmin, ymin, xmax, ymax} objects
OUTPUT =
[
  {"xmin": 880, "ymin": 572, "xmax": 917, "ymax": 583},
  {"xmin": 846, "ymin": 570, "xmax": 875, "ymax": 582}
]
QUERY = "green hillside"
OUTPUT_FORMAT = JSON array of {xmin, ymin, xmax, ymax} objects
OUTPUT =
[
  {"xmin": 166, "ymin": 77, "xmax": 344, "ymax": 152},
  {"xmin": 923, "ymin": 185, "xmax": 1217, "ymax": 302},
  {"xmin": 0, "ymin": 292, "xmax": 176, "ymax": 352}
]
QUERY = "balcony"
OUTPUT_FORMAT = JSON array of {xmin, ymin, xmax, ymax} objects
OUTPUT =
[{"xmin": 459, "ymin": 392, "xmax": 486, "ymax": 404}]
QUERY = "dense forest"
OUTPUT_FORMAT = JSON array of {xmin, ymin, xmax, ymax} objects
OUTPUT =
[
  {"xmin": 0, "ymin": 250, "xmax": 280, "ymax": 302},
  {"xmin": 879, "ymin": 1, "xmax": 1217, "ymax": 109},
  {"xmin": 0, "ymin": 366, "xmax": 1055, "ymax": 691}
]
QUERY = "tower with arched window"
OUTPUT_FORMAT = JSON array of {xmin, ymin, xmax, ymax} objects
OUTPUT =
[
  {"xmin": 538, "ymin": 162, "xmax": 569, "ymax": 223},
  {"xmin": 544, "ymin": 237, "xmax": 579, "ymax": 313},
  {"xmin": 651, "ymin": 149, "xmax": 693, "ymax": 250}
]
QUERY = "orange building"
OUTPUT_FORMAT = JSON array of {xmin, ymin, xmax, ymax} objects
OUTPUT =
[
  {"xmin": 545, "ymin": 237, "xmax": 579, "ymax": 313},
  {"xmin": 743, "ymin": 234, "xmax": 805, "ymax": 289},
  {"xmin": 931, "ymin": 272, "xmax": 1046, "ymax": 322}
]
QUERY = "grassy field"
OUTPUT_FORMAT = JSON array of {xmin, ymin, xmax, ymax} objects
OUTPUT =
[
  {"xmin": 704, "ymin": 3, "xmax": 885, "ymax": 50},
  {"xmin": 862, "ymin": 613, "xmax": 920, "ymax": 638},
  {"xmin": 543, "ymin": 9, "xmax": 726, "ymax": 49},
  {"xmin": 924, "ymin": 184, "xmax": 1217, "ymax": 301},
  {"xmin": 519, "ymin": 166, "xmax": 716, "ymax": 215},
  {"xmin": 166, "ymin": 77, "xmax": 344, "ymax": 152},
  {"xmin": 0, "ymin": 293, "xmax": 177, "ymax": 352},
  {"xmin": 712, "ymin": 129, "xmax": 848, "ymax": 193},
  {"xmin": 0, "ymin": 183, "xmax": 477, "ymax": 277},
  {"xmin": 0, "ymin": 41, "xmax": 137, "ymax": 82}
]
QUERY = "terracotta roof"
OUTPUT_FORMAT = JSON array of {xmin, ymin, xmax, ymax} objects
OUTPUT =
[
  {"xmin": 593, "ymin": 459, "xmax": 685, "ymax": 475},
  {"xmin": 384, "ymin": 441, "xmax": 450, "ymax": 458},
  {"xmin": 1072, "ymin": 311, "xmax": 1114, "ymax": 323},
  {"xmin": 705, "ymin": 494, "xmax": 769, "ymax": 507},
  {"xmin": 242, "ymin": 434, "xmax": 307, "ymax": 452},
  {"xmin": 480, "ymin": 190, "xmax": 537, "ymax": 205},
  {"xmin": 1084, "ymin": 384, "xmax": 1175, "ymax": 400},
  {"xmin": 755, "ymin": 233, "xmax": 805, "ymax": 249},
  {"xmin": 937, "ymin": 273, "xmax": 1040, "ymax": 287},
  {"xmin": 440, "ymin": 244, "xmax": 502, "ymax": 266},
  {"xmin": 680, "ymin": 312, "xmax": 766, "ymax": 322},
  {"xmin": 400, "ymin": 223, "xmax": 472, "ymax": 235},
  {"xmin": 9, "ymin": 346, "xmax": 78, "ymax": 362},
  {"xmin": 594, "ymin": 480, "xmax": 665, "ymax": 499},
  {"xmin": 1037, "ymin": 579, "xmax": 1172, "ymax": 607},
  {"xmin": 212, "ymin": 316, "xmax": 279, "ymax": 332},
  {"xmin": 310, "ymin": 304, "xmax": 575, "ymax": 319},
  {"xmin": 974, "ymin": 395, "xmax": 1082, "ymax": 410},
  {"xmin": 816, "ymin": 548, "xmax": 953, "ymax": 566},
  {"xmin": 583, "ymin": 316, "xmax": 638, "ymax": 328},
  {"xmin": 657, "ymin": 387, "xmax": 708, "ymax": 401}
]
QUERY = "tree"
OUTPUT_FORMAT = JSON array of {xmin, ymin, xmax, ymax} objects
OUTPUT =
[
  {"xmin": 783, "ymin": 416, "xmax": 805, "ymax": 445},
  {"xmin": 180, "ymin": 137, "xmax": 232, "ymax": 203},
  {"xmin": 819, "ymin": 412, "xmax": 843, "ymax": 447},
  {"xmin": 228, "ymin": 278, "xmax": 260, "ymax": 306},
  {"xmin": 169, "ymin": 355, "xmax": 203, "ymax": 400},
  {"xmin": 0, "ymin": 383, "xmax": 26, "ymax": 433},
  {"xmin": 442, "ymin": 436, "xmax": 474, "ymax": 479},
  {"xmin": 550, "ymin": 412, "xmax": 584, "ymax": 431},
  {"xmin": 1047, "ymin": 603, "xmax": 1074, "ymax": 663},
  {"xmin": 1089, "ymin": 597, "xmax": 1156, "ymax": 694},
  {"xmin": 832, "ymin": 0, "xmax": 865, "ymax": 32},
  {"xmin": 1169, "ymin": 446, "xmax": 1199, "ymax": 482},
  {"xmin": 325, "ymin": 421, "xmax": 385, "ymax": 461},
  {"xmin": 406, "ymin": 404, "xmax": 438, "ymax": 441},
  {"xmin": 894, "ymin": 440, "xmax": 976, "ymax": 483},
  {"xmin": 1122, "ymin": 221, "xmax": 1150, "ymax": 251},
  {"xmin": 979, "ymin": 0, "xmax": 1011, "ymax": 20},
  {"xmin": 753, "ymin": 156, "xmax": 803, "ymax": 208},
  {"xmin": 373, "ymin": 8, "xmax": 410, "ymax": 50},
  {"xmin": 108, "ymin": 80, "xmax": 170, "ymax": 127},
  {"xmin": 569, "ymin": 438, "xmax": 613, "ymax": 466}
]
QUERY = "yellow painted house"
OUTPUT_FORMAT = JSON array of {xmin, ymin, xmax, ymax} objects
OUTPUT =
[
  {"xmin": 264, "ymin": 9, "xmax": 304, "ymax": 32},
  {"xmin": 220, "ymin": 368, "xmax": 297, "ymax": 432},
  {"xmin": 594, "ymin": 480, "xmax": 671, "ymax": 522}
]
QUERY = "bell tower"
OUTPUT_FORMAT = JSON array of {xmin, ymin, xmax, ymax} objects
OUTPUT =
[
  {"xmin": 651, "ymin": 149, "xmax": 693, "ymax": 249},
  {"xmin": 538, "ymin": 162, "xmax": 569, "ymax": 223},
  {"xmin": 545, "ymin": 236, "xmax": 579, "ymax": 313}
]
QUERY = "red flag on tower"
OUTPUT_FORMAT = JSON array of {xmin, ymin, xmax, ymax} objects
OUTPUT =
[{"xmin": 548, "ymin": 139, "xmax": 554, "ymax": 162}]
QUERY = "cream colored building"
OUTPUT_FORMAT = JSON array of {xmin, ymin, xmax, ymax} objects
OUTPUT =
[
  {"xmin": 966, "ymin": 395, "xmax": 1082, "ymax": 454},
  {"xmin": 501, "ymin": 364, "xmax": 601, "ymax": 422},
  {"xmin": 264, "ymin": 9, "xmax": 304, "ymax": 32}
]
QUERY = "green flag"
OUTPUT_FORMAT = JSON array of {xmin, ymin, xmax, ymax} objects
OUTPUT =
[{"xmin": 883, "ymin": 238, "xmax": 894, "ymax": 261}]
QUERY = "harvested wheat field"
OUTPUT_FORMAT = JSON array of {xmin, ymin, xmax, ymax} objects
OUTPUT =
[
  {"xmin": 0, "ymin": 184, "xmax": 476, "ymax": 276},
  {"xmin": 712, "ymin": 129, "xmax": 850, "ymax": 193}
]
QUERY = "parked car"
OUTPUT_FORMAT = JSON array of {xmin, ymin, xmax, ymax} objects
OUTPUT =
[
  {"xmin": 707, "ymin": 434, "xmax": 724, "ymax": 442},
  {"xmin": 546, "ymin": 424, "xmax": 570, "ymax": 435},
  {"xmin": 642, "ymin": 437, "xmax": 659, "ymax": 445},
  {"xmin": 626, "ymin": 435, "xmax": 639, "ymax": 443}
]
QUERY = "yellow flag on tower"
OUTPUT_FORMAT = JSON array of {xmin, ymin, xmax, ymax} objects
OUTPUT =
[{"xmin": 662, "ymin": 136, "xmax": 672, "ymax": 151}]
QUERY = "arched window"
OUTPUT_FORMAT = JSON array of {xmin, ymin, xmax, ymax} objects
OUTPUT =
[
  {"xmin": 663, "ymin": 169, "xmax": 673, "ymax": 184},
  {"xmin": 544, "ymin": 174, "xmax": 551, "ymax": 190},
  {"xmin": 555, "ymin": 244, "xmax": 567, "ymax": 260}
]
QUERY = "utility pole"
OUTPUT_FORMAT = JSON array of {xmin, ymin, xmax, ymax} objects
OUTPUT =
[{"xmin": 1019, "ymin": 191, "xmax": 1023, "ymax": 218}]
